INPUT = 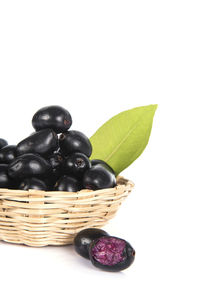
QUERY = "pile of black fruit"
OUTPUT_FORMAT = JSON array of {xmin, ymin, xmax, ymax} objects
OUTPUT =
[
  {"xmin": 74, "ymin": 228, "xmax": 135, "ymax": 272},
  {"xmin": 0, "ymin": 106, "xmax": 116, "ymax": 191}
]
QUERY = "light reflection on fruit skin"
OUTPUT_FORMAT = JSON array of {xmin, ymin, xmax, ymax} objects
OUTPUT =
[
  {"xmin": 0, "ymin": 138, "xmax": 8, "ymax": 150},
  {"xmin": 54, "ymin": 175, "xmax": 81, "ymax": 192},
  {"xmin": 0, "ymin": 145, "xmax": 17, "ymax": 164},
  {"xmin": 59, "ymin": 130, "xmax": 92, "ymax": 158},
  {"xmin": 63, "ymin": 152, "xmax": 91, "ymax": 178},
  {"xmin": 83, "ymin": 165, "xmax": 116, "ymax": 190},
  {"xmin": 0, "ymin": 105, "xmax": 117, "ymax": 191},
  {"xmin": 32, "ymin": 105, "xmax": 72, "ymax": 133},
  {"xmin": 74, "ymin": 228, "xmax": 109, "ymax": 259},
  {"xmin": 19, "ymin": 177, "xmax": 47, "ymax": 191}
]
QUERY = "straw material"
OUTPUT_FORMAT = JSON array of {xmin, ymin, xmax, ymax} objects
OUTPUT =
[{"xmin": 0, "ymin": 176, "xmax": 134, "ymax": 247}]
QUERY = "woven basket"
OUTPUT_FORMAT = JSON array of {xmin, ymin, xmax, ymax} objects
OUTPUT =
[{"xmin": 0, "ymin": 176, "xmax": 134, "ymax": 247}]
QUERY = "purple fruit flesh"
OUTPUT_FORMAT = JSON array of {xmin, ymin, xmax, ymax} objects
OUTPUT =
[
  {"xmin": 89, "ymin": 236, "xmax": 135, "ymax": 271},
  {"xmin": 91, "ymin": 237, "xmax": 126, "ymax": 265}
]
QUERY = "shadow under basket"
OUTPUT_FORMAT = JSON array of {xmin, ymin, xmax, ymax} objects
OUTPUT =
[{"xmin": 0, "ymin": 176, "xmax": 134, "ymax": 247}]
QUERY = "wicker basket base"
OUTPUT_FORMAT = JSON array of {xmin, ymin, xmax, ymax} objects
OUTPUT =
[{"xmin": 0, "ymin": 177, "xmax": 134, "ymax": 247}]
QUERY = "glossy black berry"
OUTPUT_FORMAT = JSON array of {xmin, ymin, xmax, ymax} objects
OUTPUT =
[
  {"xmin": 19, "ymin": 177, "xmax": 47, "ymax": 191},
  {"xmin": 17, "ymin": 129, "xmax": 58, "ymax": 157},
  {"xmin": 48, "ymin": 152, "xmax": 64, "ymax": 176},
  {"xmin": 59, "ymin": 130, "xmax": 92, "ymax": 157},
  {"xmin": 91, "ymin": 159, "xmax": 115, "ymax": 175},
  {"xmin": 89, "ymin": 236, "xmax": 135, "ymax": 272},
  {"xmin": 0, "ymin": 145, "xmax": 17, "ymax": 164},
  {"xmin": 8, "ymin": 153, "xmax": 52, "ymax": 180},
  {"xmin": 44, "ymin": 153, "xmax": 64, "ymax": 188},
  {"xmin": 0, "ymin": 164, "xmax": 13, "ymax": 188},
  {"xmin": 63, "ymin": 153, "xmax": 91, "ymax": 178},
  {"xmin": 0, "ymin": 138, "xmax": 8, "ymax": 150},
  {"xmin": 83, "ymin": 165, "xmax": 116, "ymax": 190},
  {"xmin": 54, "ymin": 175, "xmax": 81, "ymax": 192},
  {"xmin": 74, "ymin": 228, "xmax": 109, "ymax": 259},
  {"xmin": 32, "ymin": 105, "xmax": 72, "ymax": 133}
]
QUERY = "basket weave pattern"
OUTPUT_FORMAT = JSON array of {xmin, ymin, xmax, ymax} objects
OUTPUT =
[{"xmin": 0, "ymin": 177, "xmax": 134, "ymax": 247}]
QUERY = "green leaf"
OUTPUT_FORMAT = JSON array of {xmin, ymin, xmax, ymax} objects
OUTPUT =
[{"xmin": 90, "ymin": 104, "xmax": 157, "ymax": 175}]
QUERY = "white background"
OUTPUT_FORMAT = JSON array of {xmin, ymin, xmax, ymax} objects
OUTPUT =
[{"xmin": 0, "ymin": 1, "xmax": 200, "ymax": 298}]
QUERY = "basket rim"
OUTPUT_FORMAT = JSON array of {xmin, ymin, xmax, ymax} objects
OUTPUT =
[{"xmin": 0, "ymin": 176, "xmax": 134, "ymax": 197}]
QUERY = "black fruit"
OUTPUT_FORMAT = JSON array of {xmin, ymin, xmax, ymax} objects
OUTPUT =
[
  {"xmin": 0, "ymin": 145, "xmax": 17, "ymax": 164},
  {"xmin": 59, "ymin": 130, "xmax": 92, "ymax": 157},
  {"xmin": 63, "ymin": 153, "xmax": 91, "ymax": 178},
  {"xmin": 83, "ymin": 165, "xmax": 116, "ymax": 190},
  {"xmin": 74, "ymin": 228, "xmax": 109, "ymax": 259},
  {"xmin": 54, "ymin": 175, "xmax": 81, "ymax": 192},
  {"xmin": 17, "ymin": 129, "xmax": 58, "ymax": 157},
  {"xmin": 8, "ymin": 153, "xmax": 52, "ymax": 180},
  {"xmin": 48, "ymin": 152, "xmax": 64, "ymax": 176},
  {"xmin": 44, "ymin": 173, "xmax": 62, "ymax": 190},
  {"xmin": 32, "ymin": 105, "xmax": 72, "ymax": 133},
  {"xmin": 91, "ymin": 159, "xmax": 115, "ymax": 175},
  {"xmin": 0, "ymin": 138, "xmax": 8, "ymax": 150},
  {"xmin": 19, "ymin": 178, "xmax": 47, "ymax": 191},
  {"xmin": 89, "ymin": 236, "xmax": 135, "ymax": 272},
  {"xmin": 0, "ymin": 164, "xmax": 13, "ymax": 188},
  {"xmin": 45, "ymin": 153, "xmax": 64, "ymax": 188}
]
